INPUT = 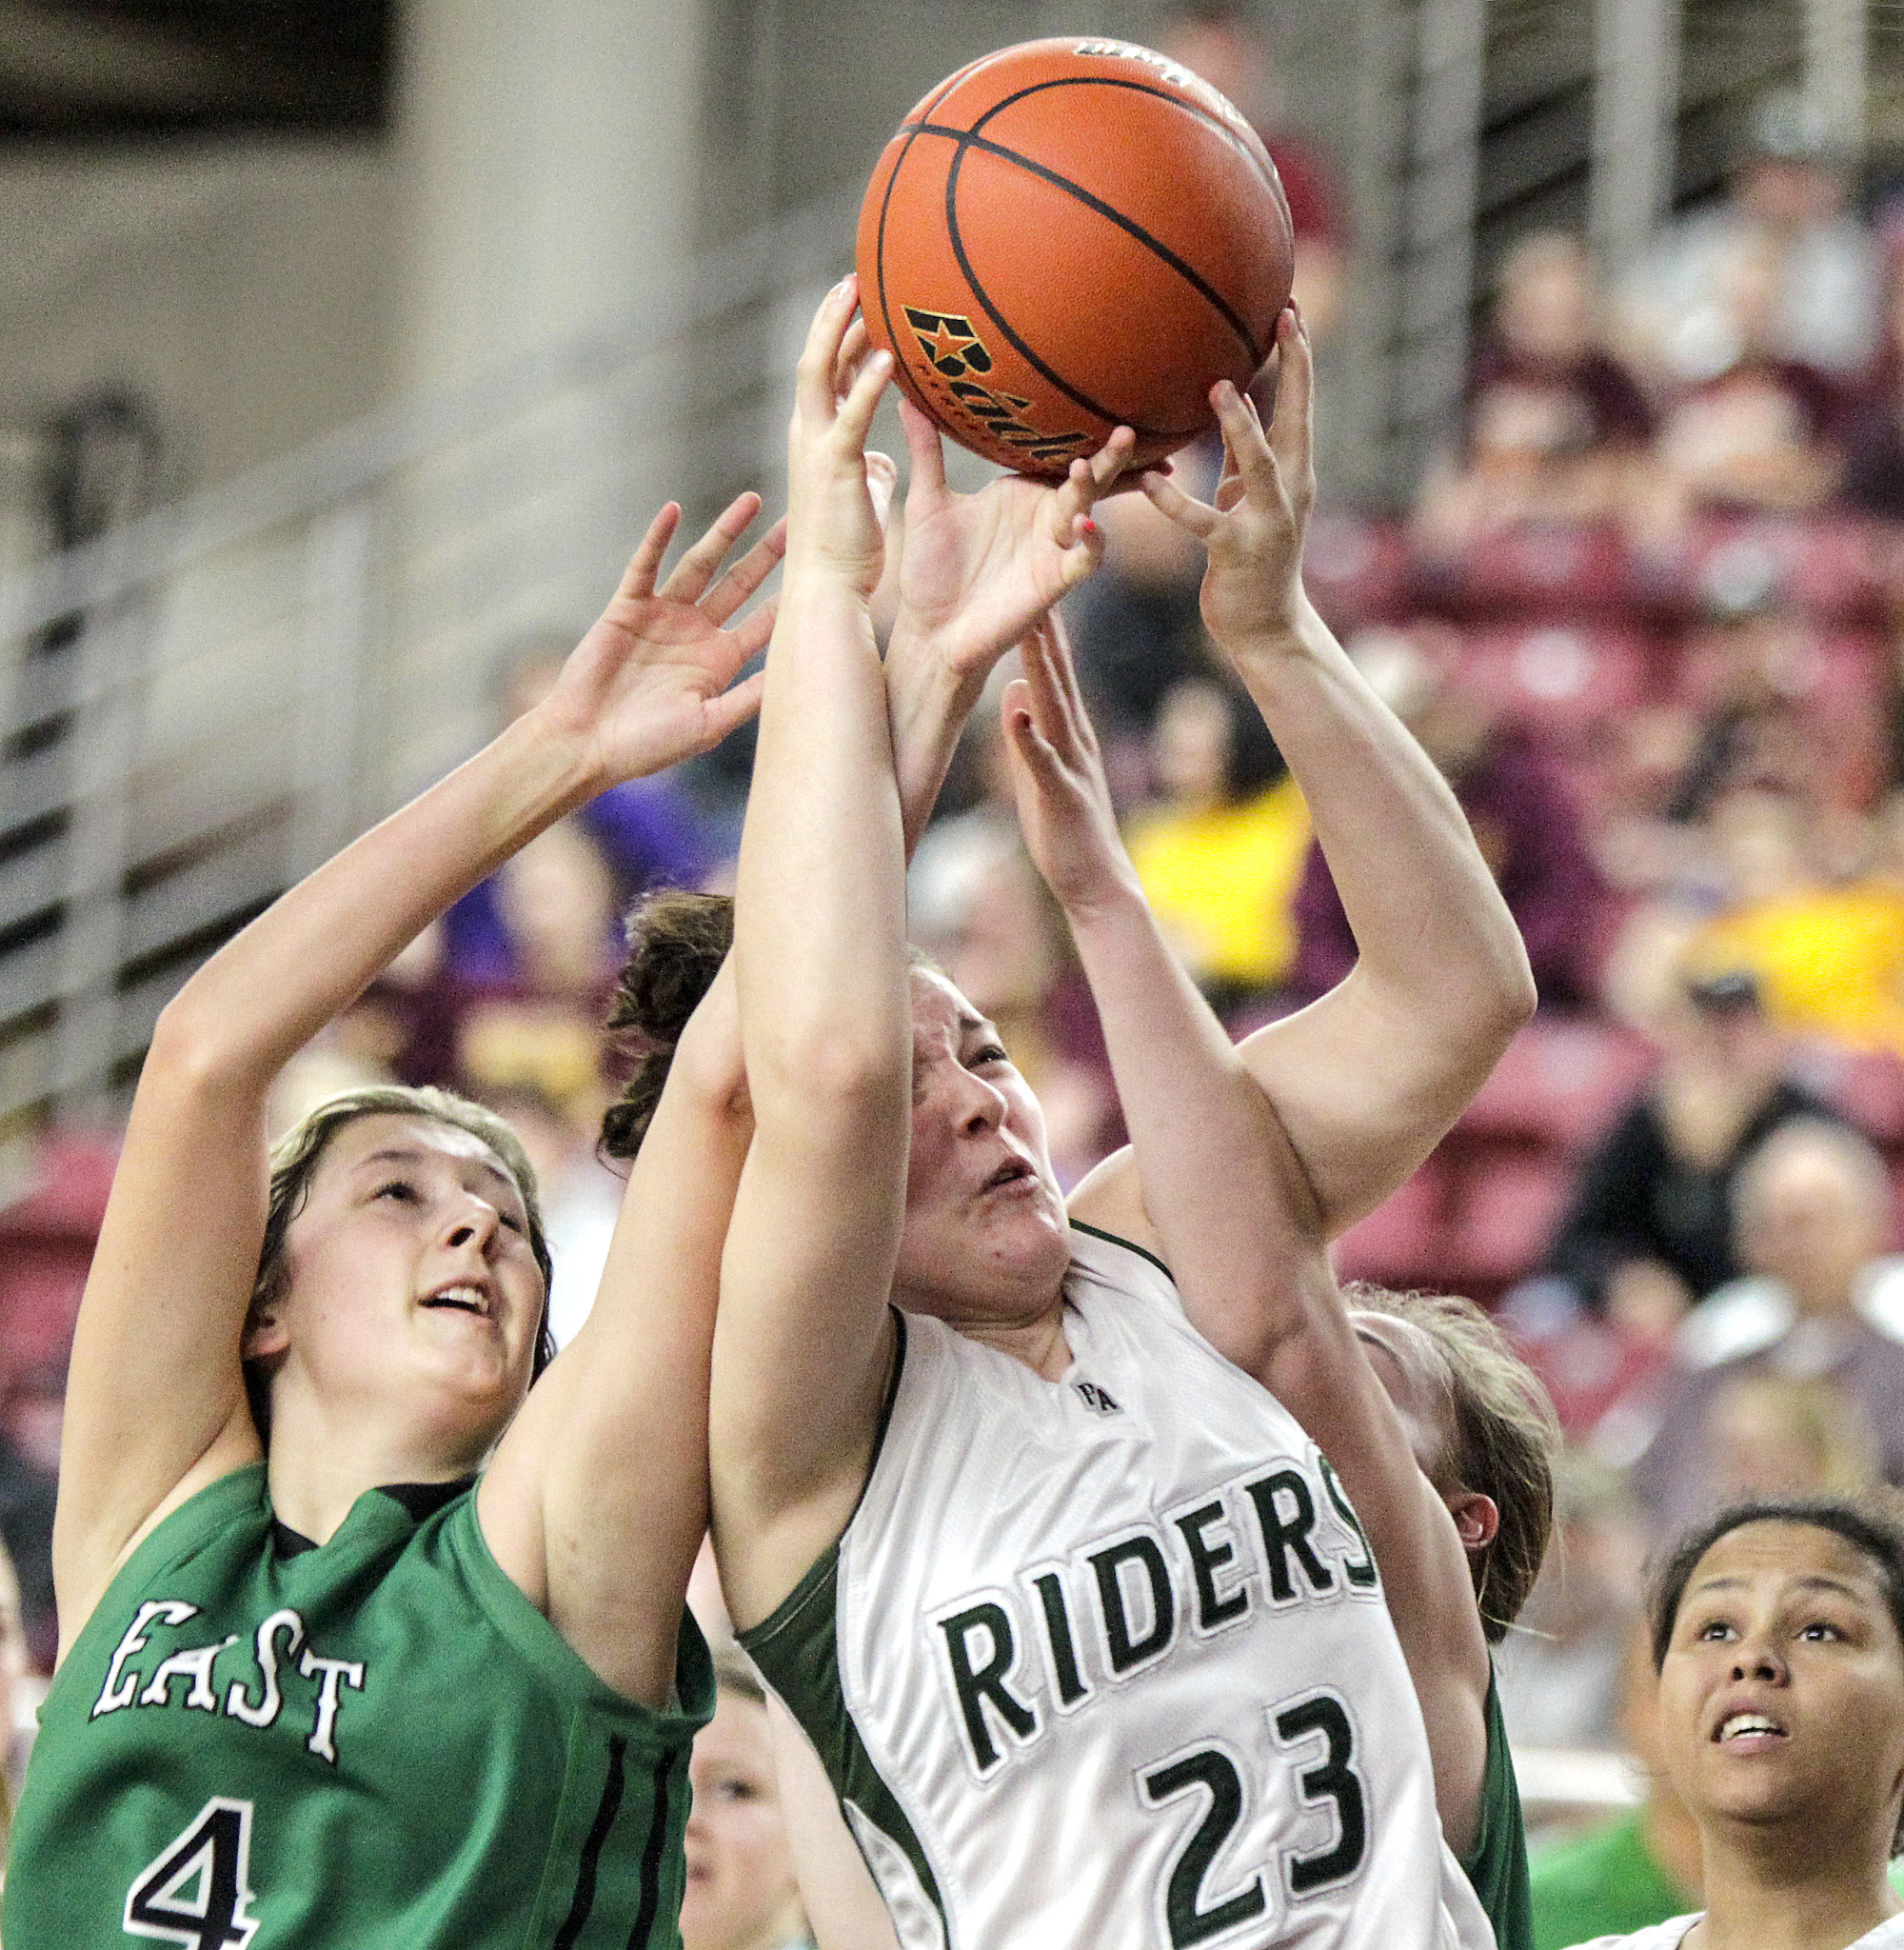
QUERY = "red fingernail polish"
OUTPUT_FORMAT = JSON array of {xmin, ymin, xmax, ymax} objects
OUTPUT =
[{"xmin": 1081, "ymin": 518, "xmax": 1099, "ymax": 537}]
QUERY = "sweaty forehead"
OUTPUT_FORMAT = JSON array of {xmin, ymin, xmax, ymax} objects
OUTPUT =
[
  {"xmin": 325, "ymin": 1112, "xmax": 518, "ymax": 1195},
  {"xmin": 909, "ymin": 967, "xmax": 989, "ymax": 1039},
  {"xmin": 1692, "ymin": 1520, "xmax": 1887, "ymax": 1597}
]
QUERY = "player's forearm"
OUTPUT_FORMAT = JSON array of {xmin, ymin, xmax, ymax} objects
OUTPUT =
[
  {"xmin": 735, "ymin": 578, "xmax": 908, "ymax": 1107},
  {"xmin": 1221, "ymin": 600, "xmax": 1535, "ymax": 1029},
  {"xmin": 883, "ymin": 615, "xmax": 988, "ymax": 857},
  {"xmin": 1064, "ymin": 879, "xmax": 1315, "ymax": 1363},
  {"xmin": 152, "ymin": 710, "xmax": 603, "ymax": 1091}
]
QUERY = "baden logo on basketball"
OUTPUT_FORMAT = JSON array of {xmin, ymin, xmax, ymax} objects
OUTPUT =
[{"xmin": 902, "ymin": 307, "xmax": 994, "ymax": 379}]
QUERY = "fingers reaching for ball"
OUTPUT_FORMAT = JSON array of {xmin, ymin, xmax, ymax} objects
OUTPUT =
[
  {"xmin": 786, "ymin": 275, "xmax": 895, "ymax": 594},
  {"xmin": 1137, "ymin": 306, "xmax": 1317, "ymax": 654}
]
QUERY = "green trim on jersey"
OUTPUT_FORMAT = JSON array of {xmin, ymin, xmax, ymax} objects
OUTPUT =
[
  {"xmin": 1068, "ymin": 1215, "xmax": 1174, "ymax": 1283},
  {"xmin": 1458, "ymin": 1669, "xmax": 1534, "ymax": 1950},
  {"xmin": 6, "ymin": 1462, "xmax": 713, "ymax": 1949},
  {"xmin": 739, "ymin": 1313, "xmax": 944, "ymax": 1927}
]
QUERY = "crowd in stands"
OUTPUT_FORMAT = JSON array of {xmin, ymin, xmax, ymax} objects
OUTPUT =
[{"xmin": 11, "ymin": 17, "xmax": 1904, "ymax": 1941}]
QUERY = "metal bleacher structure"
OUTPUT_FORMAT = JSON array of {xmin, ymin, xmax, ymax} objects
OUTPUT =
[
  {"xmin": 0, "ymin": 0, "xmax": 1891, "ymax": 1183},
  {"xmin": 0, "ymin": 185, "xmax": 858, "ymax": 1154}
]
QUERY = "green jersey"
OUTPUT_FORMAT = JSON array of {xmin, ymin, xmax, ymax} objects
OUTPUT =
[
  {"xmin": 1458, "ymin": 1672, "xmax": 1534, "ymax": 1950},
  {"xmin": 5, "ymin": 1463, "xmax": 712, "ymax": 1949}
]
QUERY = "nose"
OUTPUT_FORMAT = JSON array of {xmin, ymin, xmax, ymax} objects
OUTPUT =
[
  {"xmin": 442, "ymin": 1194, "xmax": 502, "ymax": 1258},
  {"xmin": 952, "ymin": 1066, "xmax": 1007, "ymax": 1136},
  {"xmin": 1730, "ymin": 1637, "xmax": 1788, "ymax": 1684}
]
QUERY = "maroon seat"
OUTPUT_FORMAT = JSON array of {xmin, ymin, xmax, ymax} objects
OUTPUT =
[
  {"xmin": 1455, "ymin": 1015, "xmax": 1657, "ymax": 1153},
  {"xmin": 1438, "ymin": 1150, "xmax": 1575, "ymax": 1290},
  {"xmin": 1454, "ymin": 624, "xmax": 1659, "ymax": 749},
  {"xmin": 1331, "ymin": 1159, "xmax": 1451, "ymax": 1288},
  {"xmin": 1304, "ymin": 512, "xmax": 1411, "ymax": 633}
]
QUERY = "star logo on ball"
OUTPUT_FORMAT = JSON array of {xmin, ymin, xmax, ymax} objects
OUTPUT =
[{"xmin": 902, "ymin": 306, "xmax": 995, "ymax": 379}]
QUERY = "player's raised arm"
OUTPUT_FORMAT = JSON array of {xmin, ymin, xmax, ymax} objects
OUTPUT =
[
  {"xmin": 883, "ymin": 397, "xmax": 1127, "ymax": 849},
  {"xmin": 711, "ymin": 281, "xmax": 913, "ymax": 1629},
  {"xmin": 477, "ymin": 953, "xmax": 747, "ymax": 1706},
  {"xmin": 1010, "ymin": 606, "xmax": 1502, "ymax": 1855},
  {"xmin": 54, "ymin": 492, "xmax": 780, "ymax": 1655},
  {"xmin": 1141, "ymin": 308, "xmax": 1536, "ymax": 1237}
]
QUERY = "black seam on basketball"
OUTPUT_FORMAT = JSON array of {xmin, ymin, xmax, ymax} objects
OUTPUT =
[
  {"xmin": 931, "ymin": 129, "xmax": 1239, "ymax": 439},
  {"xmin": 918, "ymin": 117, "xmax": 1268, "ymax": 371},
  {"xmin": 960, "ymin": 71, "xmax": 1281, "ymax": 205},
  {"xmin": 873, "ymin": 124, "xmax": 926, "ymax": 389},
  {"xmin": 938, "ymin": 134, "xmax": 1141, "ymax": 436}
]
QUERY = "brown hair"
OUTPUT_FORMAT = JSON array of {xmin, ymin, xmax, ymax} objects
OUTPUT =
[
  {"xmin": 246, "ymin": 1084, "xmax": 554, "ymax": 1436},
  {"xmin": 1344, "ymin": 1284, "xmax": 1560, "ymax": 1642},
  {"xmin": 712, "ymin": 1647, "xmax": 768, "ymax": 1708},
  {"xmin": 600, "ymin": 889, "xmax": 734, "ymax": 1162}
]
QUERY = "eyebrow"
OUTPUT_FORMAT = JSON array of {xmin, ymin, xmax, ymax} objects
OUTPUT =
[{"xmin": 357, "ymin": 1145, "xmax": 520, "ymax": 1200}]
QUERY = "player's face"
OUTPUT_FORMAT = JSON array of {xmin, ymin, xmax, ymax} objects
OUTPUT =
[
  {"xmin": 680, "ymin": 1690, "xmax": 802, "ymax": 1950},
  {"xmin": 258, "ymin": 1114, "xmax": 545, "ymax": 1445},
  {"xmin": 1350, "ymin": 1311, "xmax": 1457, "ymax": 1490},
  {"xmin": 893, "ymin": 969, "xmax": 1071, "ymax": 1323},
  {"xmin": 1656, "ymin": 1521, "xmax": 1904, "ymax": 1847}
]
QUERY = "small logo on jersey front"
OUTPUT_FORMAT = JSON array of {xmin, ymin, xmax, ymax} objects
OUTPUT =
[
  {"xmin": 902, "ymin": 306, "xmax": 994, "ymax": 380},
  {"xmin": 1073, "ymin": 1379, "xmax": 1122, "ymax": 1415}
]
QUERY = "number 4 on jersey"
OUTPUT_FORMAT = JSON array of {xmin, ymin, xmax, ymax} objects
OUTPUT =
[{"xmin": 125, "ymin": 1798, "xmax": 261, "ymax": 1950}]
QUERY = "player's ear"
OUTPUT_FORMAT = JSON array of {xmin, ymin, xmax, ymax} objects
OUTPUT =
[
  {"xmin": 1448, "ymin": 1490, "xmax": 1498, "ymax": 1556},
  {"xmin": 242, "ymin": 1304, "xmax": 288, "ymax": 1362}
]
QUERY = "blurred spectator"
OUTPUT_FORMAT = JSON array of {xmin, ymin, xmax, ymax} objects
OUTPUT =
[
  {"xmin": 1526, "ymin": 1627, "xmax": 1701, "ymax": 1950},
  {"xmin": 1629, "ymin": 1117, "xmax": 1904, "ymax": 1538},
  {"xmin": 1837, "ymin": 242, "xmax": 1904, "ymax": 516},
  {"xmin": 1495, "ymin": 1450, "xmax": 1646, "ymax": 1752},
  {"xmin": 1064, "ymin": 457, "xmax": 1216, "ymax": 792},
  {"xmin": 442, "ymin": 637, "xmax": 716, "ymax": 988},
  {"xmin": 1530, "ymin": 967, "xmax": 1837, "ymax": 1330},
  {"xmin": 452, "ymin": 817, "xmax": 624, "ymax": 1134},
  {"xmin": 1636, "ymin": 245, "xmax": 1845, "ymax": 528},
  {"xmin": 1413, "ymin": 233, "xmax": 1655, "ymax": 556},
  {"xmin": 475, "ymin": 1082, "xmax": 625, "ymax": 1354},
  {"xmin": 1697, "ymin": 1367, "xmax": 1880, "ymax": 1505},
  {"xmin": 681, "ymin": 1654, "xmax": 814, "ymax": 1950},
  {"xmin": 1124, "ymin": 675, "xmax": 1310, "ymax": 1014},
  {"xmin": 1288, "ymin": 627, "xmax": 1611, "ymax": 1005},
  {"xmin": 1158, "ymin": 0, "xmax": 1349, "ymax": 341},
  {"xmin": 1618, "ymin": 90, "xmax": 1878, "ymax": 389},
  {"xmin": 1689, "ymin": 786, "xmax": 1904, "ymax": 1053},
  {"xmin": 0, "ymin": 1535, "xmax": 28, "ymax": 1856}
]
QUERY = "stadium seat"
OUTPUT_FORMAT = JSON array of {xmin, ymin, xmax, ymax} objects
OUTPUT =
[
  {"xmin": 1303, "ymin": 511, "xmax": 1411, "ymax": 633},
  {"xmin": 1331, "ymin": 1158, "xmax": 1452, "ymax": 1288},
  {"xmin": 1438, "ymin": 1149, "xmax": 1576, "ymax": 1291},
  {"xmin": 1415, "ymin": 519, "xmax": 1636, "ymax": 620},
  {"xmin": 1454, "ymin": 624, "xmax": 1660, "ymax": 749},
  {"xmin": 1672, "ymin": 513, "xmax": 1889, "ymax": 624},
  {"xmin": 1455, "ymin": 1014, "xmax": 1657, "ymax": 1153}
]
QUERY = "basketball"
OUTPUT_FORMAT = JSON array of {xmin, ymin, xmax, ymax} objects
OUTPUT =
[{"xmin": 855, "ymin": 37, "xmax": 1294, "ymax": 477}]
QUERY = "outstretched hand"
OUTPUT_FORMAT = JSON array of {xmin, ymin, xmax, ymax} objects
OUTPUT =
[
  {"xmin": 1001, "ymin": 611, "xmax": 1139, "ymax": 918},
  {"xmin": 893, "ymin": 400, "xmax": 1133, "ymax": 686},
  {"xmin": 537, "ymin": 492, "xmax": 784, "ymax": 786},
  {"xmin": 1142, "ymin": 306, "xmax": 1315, "ymax": 654},
  {"xmin": 784, "ymin": 275, "xmax": 897, "ymax": 595}
]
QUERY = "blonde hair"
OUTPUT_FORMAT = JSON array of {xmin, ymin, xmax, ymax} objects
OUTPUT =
[{"xmin": 1345, "ymin": 1284, "xmax": 1561, "ymax": 1641}]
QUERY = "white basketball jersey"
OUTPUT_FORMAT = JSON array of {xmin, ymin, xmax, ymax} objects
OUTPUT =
[{"xmin": 743, "ymin": 1225, "xmax": 1497, "ymax": 1950}]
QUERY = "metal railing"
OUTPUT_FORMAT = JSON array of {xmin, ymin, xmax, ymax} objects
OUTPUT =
[{"xmin": 0, "ymin": 186, "xmax": 860, "ymax": 1134}]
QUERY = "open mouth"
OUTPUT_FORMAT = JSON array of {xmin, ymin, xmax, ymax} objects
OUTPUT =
[
  {"xmin": 1715, "ymin": 1712, "xmax": 1787, "ymax": 1743},
  {"xmin": 982, "ymin": 1159, "xmax": 1036, "ymax": 1192},
  {"xmin": 422, "ymin": 1284, "xmax": 490, "ymax": 1318}
]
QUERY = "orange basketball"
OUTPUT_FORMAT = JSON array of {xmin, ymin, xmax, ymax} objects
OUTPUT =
[{"xmin": 856, "ymin": 37, "xmax": 1294, "ymax": 477}]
